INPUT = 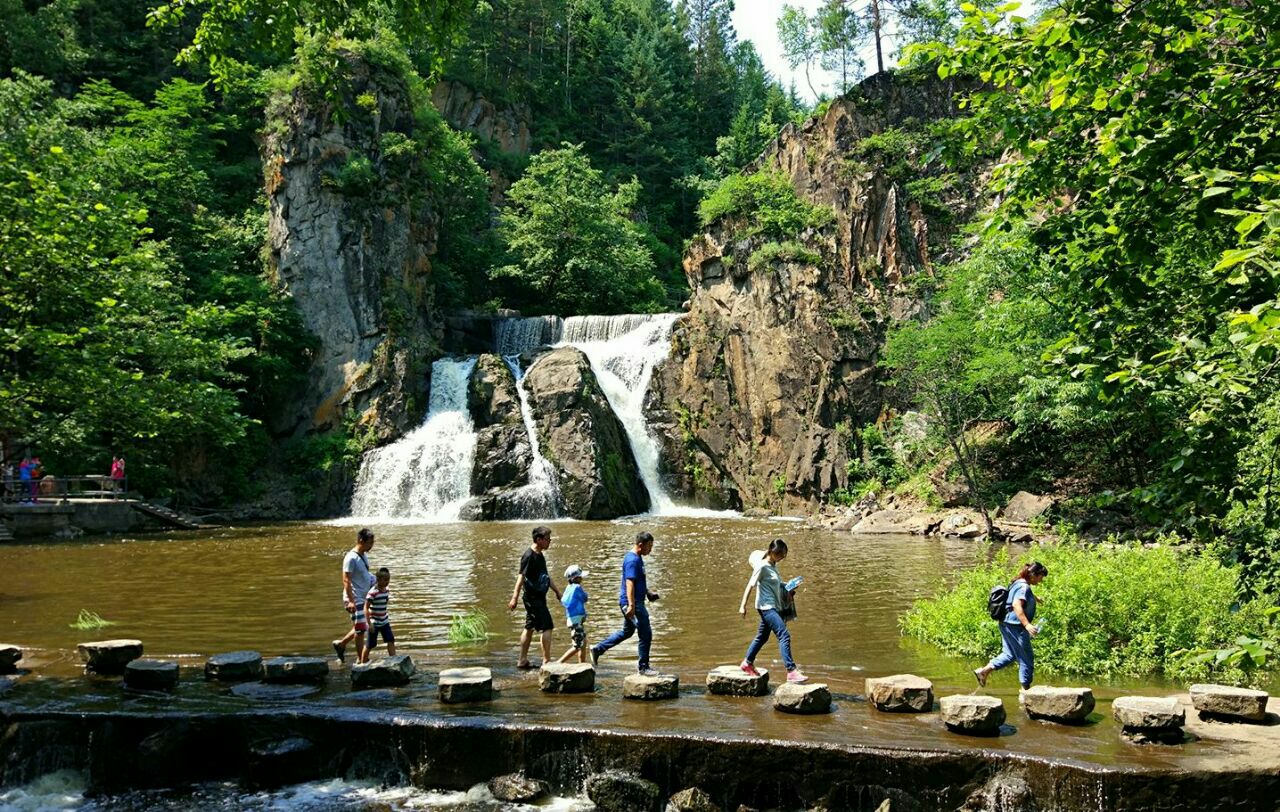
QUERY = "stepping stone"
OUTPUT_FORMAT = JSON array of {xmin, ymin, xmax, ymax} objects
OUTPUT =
[
  {"xmin": 488, "ymin": 773, "xmax": 549, "ymax": 804},
  {"xmin": 940, "ymin": 694, "xmax": 1005, "ymax": 735},
  {"xmin": 1190, "ymin": 684, "xmax": 1270, "ymax": 722},
  {"xmin": 262, "ymin": 656, "xmax": 329, "ymax": 684},
  {"xmin": 123, "ymin": 659, "xmax": 179, "ymax": 691},
  {"xmin": 350, "ymin": 654, "xmax": 415, "ymax": 688},
  {"xmin": 539, "ymin": 662, "xmax": 595, "ymax": 693},
  {"xmin": 78, "ymin": 639, "xmax": 143, "ymax": 675},
  {"xmin": 1113, "ymin": 696, "xmax": 1185, "ymax": 744},
  {"xmin": 230, "ymin": 682, "xmax": 320, "ymax": 701},
  {"xmin": 624, "ymin": 672, "xmax": 679, "ymax": 700},
  {"xmin": 865, "ymin": 674, "xmax": 934, "ymax": 713},
  {"xmin": 205, "ymin": 650, "xmax": 263, "ymax": 682},
  {"xmin": 439, "ymin": 667, "xmax": 493, "ymax": 703},
  {"xmin": 585, "ymin": 770, "xmax": 660, "ymax": 812},
  {"xmin": 1021, "ymin": 686, "xmax": 1095, "ymax": 724},
  {"xmin": 773, "ymin": 682, "xmax": 832, "ymax": 714},
  {"xmin": 0, "ymin": 645, "xmax": 21, "ymax": 674},
  {"xmin": 706, "ymin": 665, "xmax": 769, "ymax": 697}
]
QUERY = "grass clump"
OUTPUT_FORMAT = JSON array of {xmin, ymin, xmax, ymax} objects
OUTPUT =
[
  {"xmin": 448, "ymin": 609, "xmax": 491, "ymax": 645},
  {"xmin": 900, "ymin": 543, "xmax": 1275, "ymax": 684},
  {"xmin": 69, "ymin": 610, "xmax": 116, "ymax": 631}
]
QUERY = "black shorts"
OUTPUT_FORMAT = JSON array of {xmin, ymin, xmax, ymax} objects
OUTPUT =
[{"xmin": 523, "ymin": 596, "xmax": 554, "ymax": 632}]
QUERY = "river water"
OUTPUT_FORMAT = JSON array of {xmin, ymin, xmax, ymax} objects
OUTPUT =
[{"xmin": 0, "ymin": 518, "xmax": 1269, "ymax": 794}]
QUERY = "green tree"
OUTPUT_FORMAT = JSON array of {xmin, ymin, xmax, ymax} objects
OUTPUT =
[
  {"xmin": 777, "ymin": 4, "xmax": 821, "ymax": 100},
  {"xmin": 817, "ymin": 0, "xmax": 863, "ymax": 95},
  {"xmin": 493, "ymin": 143, "xmax": 664, "ymax": 314}
]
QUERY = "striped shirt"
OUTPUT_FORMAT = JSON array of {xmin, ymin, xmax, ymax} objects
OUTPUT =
[{"xmin": 364, "ymin": 586, "xmax": 391, "ymax": 626}]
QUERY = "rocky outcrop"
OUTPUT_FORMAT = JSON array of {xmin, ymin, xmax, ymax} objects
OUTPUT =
[
  {"xmin": 265, "ymin": 49, "xmax": 442, "ymax": 444},
  {"xmin": 467, "ymin": 354, "xmax": 532, "ymax": 501},
  {"xmin": 432, "ymin": 80, "xmax": 531, "ymax": 202},
  {"xmin": 650, "ymin": 72, "xmax": 973, "ymax": 510},
  {"xmin": 525, "ymin": 348, "xmax": 649, "ymax": 519}
]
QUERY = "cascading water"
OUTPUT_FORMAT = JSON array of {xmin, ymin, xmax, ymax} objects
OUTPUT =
[
  {"xmin": 349, "ymin": 357, "xmax": 478, "ymax": 522},
  {"xmin": 500, "ymin": 354, "xmax": 561, "ymax": 518}
]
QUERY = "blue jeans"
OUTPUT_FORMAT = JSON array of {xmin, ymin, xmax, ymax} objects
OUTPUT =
[
  {"xmin": 744, "ymin": 608, "xmax": 795, "ymax": 671},
  {"xmin": 592, "ymin": 605, "xmax": 651, "ymax": 670},
  {"xmin": 989, "ymin": 623, "xmax": 1034, "ymax": 688}
]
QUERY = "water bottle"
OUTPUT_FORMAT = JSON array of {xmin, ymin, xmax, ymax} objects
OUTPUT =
[{"xmin": 785, "ymin": 575, "xmax": 804, "ymax": 591}]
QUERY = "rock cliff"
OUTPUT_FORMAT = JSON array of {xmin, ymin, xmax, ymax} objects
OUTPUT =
[
  {"xmin": 525, "ymin": 348, "xmax": 649, "ymax": 519},
  {"xmin": 463, "ymin": 353, "xmax": 534, "ymax": 519},
  {"xmin": 649, "ymin": 72, "xmax": 972, "ymax": 510},
  {"xmin": 264, "ymin": 50, "xmax": 441, "ymax": 444}
]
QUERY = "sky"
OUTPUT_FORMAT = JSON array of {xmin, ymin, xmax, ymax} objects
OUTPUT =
[{"xmin": 731, "ymin": 0, "xmax": 897, "ymax": 103}]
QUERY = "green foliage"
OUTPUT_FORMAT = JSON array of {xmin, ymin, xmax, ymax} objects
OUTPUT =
[
  {"xmin": 69, "ymin": 609, "xmax": 116, "ymax": 630},
  {"xmin": 901, "ymin": 543, "xmax": 1276, "ymax": 682},
  {"xmin": 698, "ymin": 169, "xmax": 834, "ymax": 239},
  {"xmin": 1176, "ymin": 607, "xmax": 1280, "ymax": 680},
  {"xmin": 747, "ymin": 241, "xmax": 821, "ymax": 272},
  {"xmin": 447, "ymin": 609, "xmax": 491, "ymax": 645},
  {"xmin": 323, "ymin": 153, "xmax": 377, "ymax": 196},
  {"xmin": 493, "ymin": 143, "xmax": 664, "ymax": 315}
]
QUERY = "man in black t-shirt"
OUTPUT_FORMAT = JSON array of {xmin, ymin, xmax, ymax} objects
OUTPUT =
[{"xmin": 507, "ymin": 525, "xmax": 562, "ymax": 668}]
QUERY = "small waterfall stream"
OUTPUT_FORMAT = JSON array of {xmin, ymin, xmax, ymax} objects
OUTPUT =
[
  {"xmin": 501, "ymin": 353, "xmax": 561, "ymax": 518},
  {"xmin": 349, "ymin": 357, "xmax": 478, "ymax": 521}
]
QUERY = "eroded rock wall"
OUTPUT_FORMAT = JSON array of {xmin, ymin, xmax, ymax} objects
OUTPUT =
[
  {"xmin": 264, "ymin": 51, "xmax": 441, "ymax": 444},
  {"xmin": 650, "ymin": 72, "xmax": 967, "ymax": 510}
]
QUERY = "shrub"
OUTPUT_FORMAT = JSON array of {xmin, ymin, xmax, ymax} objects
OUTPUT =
[
  {"xmin": 747, "ymin": 240, "xmax": 821, "ymax": 272},
  {"xmin": 900, "ymin": 543, "xmax": 1275, "ymax": 684},
  {"xmin": 697, "ymin": 169, "xmax": 833, "ymax": 239}
]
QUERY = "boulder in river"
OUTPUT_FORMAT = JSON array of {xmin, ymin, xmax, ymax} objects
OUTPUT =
[
  {"xmin": 244, "ymin": 736, "xmax": 318, "ymax": 790},
  {"xmin": 1001, "ymin": 491, "xmax": 1055, "ymax": 523},
  {"xmin": 350, "ymin": 654, "xmax": 414, "ymax": 688},
  {"xmin": 940, "ymin": 694, "xmax": 1005, "ymax": 735},
  {"xmin": 488, "ymin": 773, "xmax": 548, "ymax": 803},
  {"xmin": 1020, "ymin": 686, "xmax": 1095, "ymax": 724},
  {"xmin": 1113, "ymin": 696, "xmax": 1185, "ymax": 744},
  {"xmin": 773, "ymin": 682, "xmax": 832, "ymax": 714},
  {"xmin": 539, "ymin": 662, "xmax": 595, "ymax": 693},
  {"xmin": 851, "ymin": 510, "xmax": 936, "ymax": 535},
  {"xmin": 665, "ymin": 787, "xmax": 721, "ymax": 812},
  {"xmin": 585, "ymin": 770, "xmax": 661, "ymax": 812},
  {"xmin": 865, "ymin": 674, "xmax": 934, "ymax": 713},
  {"xmin": 0, "ymin": 645, "xmax": 21, "ymax": 674},
  {"xmin": 262, "ymin": 656, "xmax": 329, "ymax": 684},
  {"xmin": 524, "ymin": 347, "xmax": 649, "ymax": 519},
  {"xmin": 78, "ymin": 639, "xmax": 143, "ymax": 675},
  {"xmin": 123, "ymin": 659, "xmax": 179, "ymax": 691},
  {"xmin": 624, "ymin": 672, "xmax": 679, "ymax": 700},
  {"xmin": 468, "ymin": 354, "xmax": 533, "ymax": 504},
  {"xmin": 204, "ymin": 650, "xmax": 263, "ymax": 682},
  {"xmin": 706, "ymin": 665, "xmax": 769, "ymax": 697},
  {"xmin": 439, "ymin": 667, "xmax": 493, "ymax": 703},
  {"xmin": 1189, "ymin": 684, "xmax": 1269, "ymax": 722}
]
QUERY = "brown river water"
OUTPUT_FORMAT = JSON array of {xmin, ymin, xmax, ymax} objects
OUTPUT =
[{"xmin": 0, "ymin": 517, "xmax": 1270, "ymax": 777}]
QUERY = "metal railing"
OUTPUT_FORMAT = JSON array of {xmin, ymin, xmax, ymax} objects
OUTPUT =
[{"xmin": 1, "ymin": 476, "xmax": 128, "ymax": 504}]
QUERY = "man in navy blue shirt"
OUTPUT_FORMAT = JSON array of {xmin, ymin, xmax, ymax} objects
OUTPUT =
[{"xmin": 590, "ymin": 531, "xmax": 660, "ymax": 675}]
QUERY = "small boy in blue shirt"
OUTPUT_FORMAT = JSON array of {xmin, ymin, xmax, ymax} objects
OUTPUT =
[{"xmin": 557, "ymin": 564, "xmax": 590, "ymax": 663}]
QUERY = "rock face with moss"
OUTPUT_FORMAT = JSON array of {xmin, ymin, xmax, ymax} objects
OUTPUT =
[
  {"xmin": 264, "ymin": 48, "xmax": 441, "ymax": 444},
  {"xmin": 464, "ymin": 353, "xmax": 535, "ymax": 519},
  {"xmin": 648, "ymin": 72, "xmax": 971, "ymax": 510},
  {"xmin": 524, "ymin": 347, "xmax": 648, "ymax": 519}
]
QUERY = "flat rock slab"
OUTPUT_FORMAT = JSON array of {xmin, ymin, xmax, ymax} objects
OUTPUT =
[
  {"xmin": 851, "ymin": 510, "xmax": 936, "ymax": 535},
  {"xmin": 1190, "ymin": 684, "xmax": 1270, "ymax": 722},
  {"xmin": 205, "ymin": 650, "xmax": 263, "ymax": 682},
  {"xmin": 1021, "ymin": 686, "xmax": 1095, "ymax": 723},
  {"xmin": 0, "ymin": 645, "xmax": 21, "ymax": 674},
  {"xmin": 231, "ymin": 682, "xmax": 321, "ymax": 701},
  {"xmin": 941, "ymin": 694, "xmax": 1005, "ymax": 735},
  {"xmin": 773, "ymin": 682, "xmax": 832, "ymax": 714},
  {"xmin": 488, "ymin": 773, "xmax": 549, "ymax": 804},
  {"xmin": 1113, "ymin": 696, "xmax": 1185, "ymax": 729},
  {"xmin": 585, "ymin": 770, "xmax": 660, "ymax": 812},
  {"xmin": 866, "ymin": 674, "xmax": 934, "ymax": 713},
  {"xmin": 350, "ymin": 654, "xmax": 415, "ymax": 688},
  {"xmin": 262, "ymin": 656, "xmax": 329, "ymax": 684},
  {"xmin": 624, "ymin": 673, "xmax": 679, "ymax": 700},
  {"xmin": 123, "ymin": 659, "xmax": 179, "ymax": 691},
  {"xmin": 439, "ymin": 667, "xmax": 493, "ymax": 703},
  {"xmin": 539, "ymin": 662, "xmax": 595, "ymax": 693},
  {"xmin": 78, "ymin": 639, "xmax": 143, "ymax": 675},
  {"xmin": 706, "ymin": 666, "xmax": 769, "ymax": 697}
]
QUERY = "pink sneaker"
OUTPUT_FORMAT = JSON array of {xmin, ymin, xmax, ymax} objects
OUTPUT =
[
  {"xmin": 786, "ymin": 669, "xmax": 808, "ymax": 684},
  {"xmin": 740, "ymin": 660, "xmax": 760, "ymax": 677}
]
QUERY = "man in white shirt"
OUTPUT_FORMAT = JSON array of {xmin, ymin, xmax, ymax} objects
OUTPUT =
[{"xmin": 333, "ymin": 528, "xmax": 377, "ymax": 663}]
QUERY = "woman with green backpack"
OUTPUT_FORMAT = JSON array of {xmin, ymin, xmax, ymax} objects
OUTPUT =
[{"xmin": 974, "ymin": 561, "xmax": 1048, "ymax": 690}]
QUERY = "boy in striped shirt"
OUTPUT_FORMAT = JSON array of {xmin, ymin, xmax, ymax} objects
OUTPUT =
[{"xmin": 359, "ymin": 567, "xmax": 395, "ymax": 663}]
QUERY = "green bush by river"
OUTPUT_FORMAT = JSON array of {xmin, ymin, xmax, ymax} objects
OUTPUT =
[{"xmin": 901, "ymin": 543, "xmax": 1277, "ymax": 686}]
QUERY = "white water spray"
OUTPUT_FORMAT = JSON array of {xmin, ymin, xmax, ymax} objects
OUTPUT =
[
  {"xmin": 349, "ymin": 357, "xmax": 478, "ymax": 522},
  {"xmin": 501, "ymin": 354, "xmax": 561, "ymax": 518}
]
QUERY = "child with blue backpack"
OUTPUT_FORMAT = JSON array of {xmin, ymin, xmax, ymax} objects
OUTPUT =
[{"xmin": 557, "ymin": 564, "xmax": 590, "ymax": 664}]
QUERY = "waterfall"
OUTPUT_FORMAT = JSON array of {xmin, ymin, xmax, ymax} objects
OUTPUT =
[
  {"xmin": 501, "ymin": 354, "xmax": 560, "ymax": 518},
  {"xmin": 349, "ymin": 357, "xmax": 478, "ymax": 522},
  {"xmin": 554, "ymin": 314, "xmax": 688, "ymax": 515},
  {"xmin": 495, "ymin": 316, "xmax": 560, "ymax": 355}
]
